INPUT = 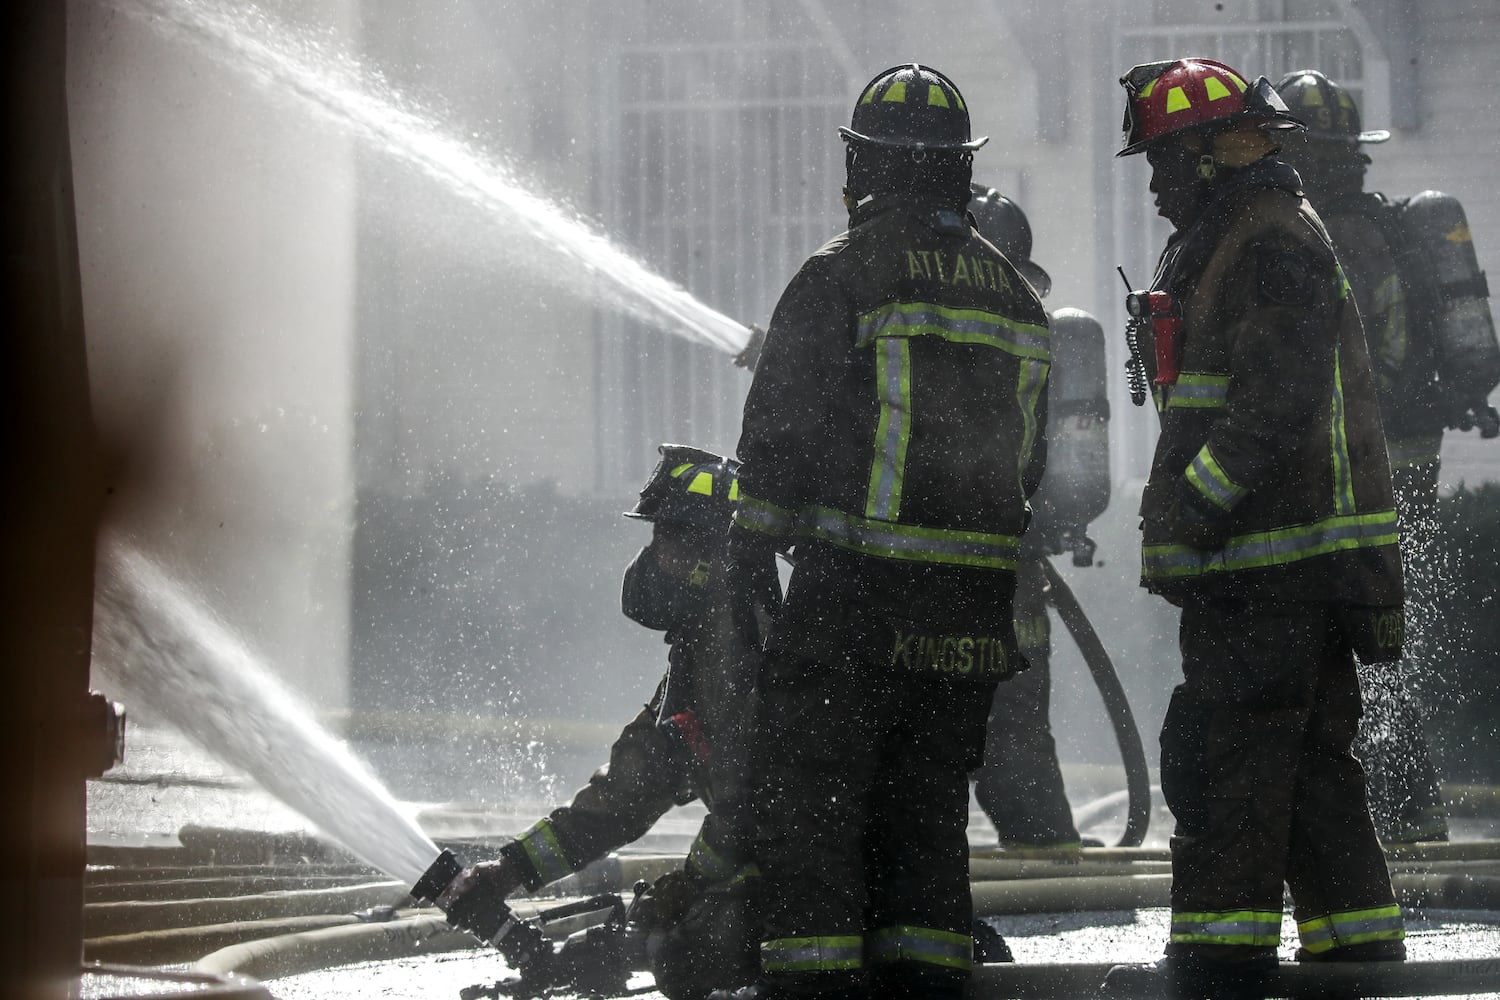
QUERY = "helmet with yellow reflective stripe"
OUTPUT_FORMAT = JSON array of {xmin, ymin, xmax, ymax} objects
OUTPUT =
[
  {"xmin": 624, "ymin": 443, "xmax": 740, "ymax": 532},
  {"xmin": 839, "ymin": 63, "xmax": 988, "ymax": 151},
  {"xmin": 1117, "ymin": 57, "xmax": 1302, "ymax": 157},
  {"xmin": 1273, "ymin": 69, "xmax": 1389, "ymax": 145}
]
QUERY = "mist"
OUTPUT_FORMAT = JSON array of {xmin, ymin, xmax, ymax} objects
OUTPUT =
[{"xmin": 69, "ymin": 0, "xmax": 1500, "ymax": 808}]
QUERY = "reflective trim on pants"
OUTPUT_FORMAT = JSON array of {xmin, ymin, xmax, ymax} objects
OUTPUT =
[
  {"xmin": 761, "ymin": 935, "xmax": 864, "ymax": 973},
  {"xmin": 1297, "ymin": 904, "xmax": 1406, "ymax": 954},
  {"xmin": 1170, "ymin": 909, "xmax": 1283, "ymax": 947},
  {"xmin": 866, "ymin": 925, "xmax": 973, "ymax": 971}
]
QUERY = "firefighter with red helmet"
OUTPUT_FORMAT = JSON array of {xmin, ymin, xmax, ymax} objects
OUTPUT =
[
  {"xmin": 721, "ymin": 64, "xmax": 1049, "ymax": 1000},
  {"xmin": 439, "ymin": 445, "xmax": 773, "ymax": 1000},
  {"xmin": 1108, "ymin": 58, "xmax": 1406, "ymax": 998},
  {"xmin": 1274, "ymin": 69, "xmax": 1500, "ymax": 845}
]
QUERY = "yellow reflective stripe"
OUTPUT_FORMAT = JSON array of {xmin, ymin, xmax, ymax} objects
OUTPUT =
[
  {"xmin": 1335, "ymin": 262, "xmax": 1352, "ymax": 302},
  {"xmin": 1297, "ymin": 905, "xmax": 1405, "ymax": 954},
  {"xmin": 688, "ymin": 471, "xmax": 715, "ymax": 496},
  {"xmin": 1387, "ymin": 434, "xmax": 1441, "ymax": 469},
  {"xmin": 729, "ymin": 479, "xmax": 740, "ymax": 501},
  {"xmin": 1142, "ymin": 509, "xmax": 1399, "ymax": 579},
  {"xmin": 1330, "ymin": 348, "xmax": 1355, "ymax": 515},
  {"xmin": 686, "ymin": 831, "xmax": 734, "ymax": 882},
  {"xmin": 882, "ymin": 81, "xmax": 907, "ymax": 103},
  {"xmin": 725, "ymin": 863, "xmax": 760, "ymax": 887},
  {"xmin": 1166, "ymin": 371, "xmax": 1230, "ymax": 409},
  {"xmin": 927, "ymin": 83, "xmax": 950, "ymax": 108},
  {"xmin": 867, "ymin": 925, "xmax": 973, "ymax": 971},
  {"xmin": 733, "ymin": 493, "xmax": 795, "ymax": 538},
  {"xmin": 670, "ymin": 463, "xmax": 695, "ymax": 477},
  {"xmin": 802, "ymin": 505, "xmax": 1020, "ymax": 570},
  {"xmin": 1166, "ymin": 86, "xmax": 1191, "ymax": 113},
  {"xmin": 517, "ymin": 819, "xmax": 573, "ymax": 884},
  {"xmin": 1171, "ymin": 909, "xmax": 1282, "ymax": 947},
  {"xmin": 762, "ymin": 935, "xmax": 864, "ymax": 972},
  {"xmin": 1204, "ymin": 76, "xmax": 1232, "ymax": 101},
  {"xmin": 1017, "ymin": 359, "xmax": 1047, "ymax": 497},
  {"xmin": 856, "ymin": 301, "xmax": 1050, "ymax": 361},
  {"xmin": 866, "ymin": 337, "xmax": 912, "ymax": 521},
  {"xmin": 1185, "ymin": 444, "xmax": 1247, "ymax": 512}
]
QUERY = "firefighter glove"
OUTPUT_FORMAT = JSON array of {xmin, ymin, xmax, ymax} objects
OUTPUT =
[
  {"xmin": 1169, "ymin": 477, "xmax": 1233, "ymax": 551},
  {"xmin": 437, "ymin": 851, "xmax": 530, "ymax": 912},
  {"xmin": 723, "ymin": 525, "xmax": 779, "ymax": 647}
]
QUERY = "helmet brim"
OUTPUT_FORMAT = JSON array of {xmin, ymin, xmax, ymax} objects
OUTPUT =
[
  {"xmin": 1016, "ymin": 259, "xmax": 1052, "ymax": 299},
  {"xmin": 839, "ymin": 125, "xmax": 989, "ymax": 151},
  {"xmin": 1117, "ymin": 116, "xmax": 1302, "ymax": 158}
]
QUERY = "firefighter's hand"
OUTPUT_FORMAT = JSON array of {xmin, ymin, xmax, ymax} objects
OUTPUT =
[
  {"xmin": 723, "ymin": 526, "xmax": 780, "ymax": 647},
  {"xmin": 436, "ymin": 855, "xmax": 528, "ymax": 911},
  {"xmin": 636, "ymin": 870, "xmax": 703, "ymax": 927},
  {"xmin": 1167, "ymin": 479, "xmax": 1232, "ymax": 552}
]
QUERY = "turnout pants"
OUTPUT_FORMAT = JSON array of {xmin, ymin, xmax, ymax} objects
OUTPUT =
[
  {"xmin": 1161, "ymin": 598, "xmax": 1404, "ymax": 964},
  {"xmin": 753, "ymin": 655, "xmax": 995, "ymax": 1000}
]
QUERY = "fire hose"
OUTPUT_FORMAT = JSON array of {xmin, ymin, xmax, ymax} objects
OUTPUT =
[{"xmin": 1042, "ymin": 560, "xmax": 1152, "ymax": 848}]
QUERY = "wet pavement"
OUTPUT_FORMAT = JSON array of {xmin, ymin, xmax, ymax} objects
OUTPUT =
[{"xmin": 89, "ymin": 725, "xmax": 1500, "ymax": 999}]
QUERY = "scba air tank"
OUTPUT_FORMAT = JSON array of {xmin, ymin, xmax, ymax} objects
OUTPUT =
[
  {"xmin": 1033, "ymin": 307, "xmax": 1110, "ymax": 562},
  {"xmin": 1403, "ymin": 191, "xmax": 1500, "ymax": 399}
]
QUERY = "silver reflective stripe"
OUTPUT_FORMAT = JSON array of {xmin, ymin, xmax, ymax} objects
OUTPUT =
[
  {"xmin": 855, "ymin": 301, "xmax": 1050, "ymax": 360},
  {"xmin": 1166, "ymin": 372, "xmax": 1230, "ymax": 409},
  {"xmin": 1017, "ymin": 358, "xmax": 1047, "ymax": 494},
  {"xmin": 1330, "ymin": 347, "xmax": 1355, "ymax": 516},
  {"xmin": 867, "ymin": 926, "xmax": 973, "ymax": 970},
  {"xmin": 1142, "ymin": 511, "xmax": 1399, "ymax": 578},
  {"xmin": 1185, "ymin": 446, "xmax": 1246, "ymax": 511},
  {"xmin": 1171, "ymin": 911, "xmax": 1281, "ymax": 946},
  {"xmin": 734, "ymin": 494, "xmax": 795, "ymax": 537},
  {"xmin": 866, "ymin": 337, "xmax": 911, "ymax": 520},
  {"xmin": 518, "ymin": 820, "xmax": 572, "ymax": 883},
  {"xmin": 687, "ymin": 832, "xmax": 734, "ymax": 882},
  {"xmin": 802, "ymin": 506, "xmax": 1020, "ymax": 569},
  {"xmin": 761, "ymin": 936, "xmax": 864, "ymax": 972}
]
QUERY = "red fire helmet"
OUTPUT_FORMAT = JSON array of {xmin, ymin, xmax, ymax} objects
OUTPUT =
[{"xmin": 1117, "ymin": 57, "xmax": 1301, "ymax": 157}]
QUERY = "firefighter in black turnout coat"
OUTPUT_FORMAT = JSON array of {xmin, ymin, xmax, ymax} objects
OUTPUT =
[
  {"xmin": 1274, "ymin": 69, "xmax": 1500, "ymax": 844},
  {"xmin": 722, "ymin": 64, "xmax": 1050, "ymax": 1000},
  {"xmin": 1110, "ymin": 57, "xmax": 1406, "ymax": 999},
  {"xmin": 441, "ymin": 446, "xmax": 771, "ymax": 1000}
]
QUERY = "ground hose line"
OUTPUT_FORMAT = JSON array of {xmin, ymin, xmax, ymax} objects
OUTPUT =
[{"xmin": 1042, "ymin": 560, "xmax": 1151, "ymax": 847}]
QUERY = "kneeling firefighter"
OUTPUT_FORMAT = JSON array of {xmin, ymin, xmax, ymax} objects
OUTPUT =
[{"xmin": 435, "ymin": 444, "xmax": 775, "ymax": 1000}]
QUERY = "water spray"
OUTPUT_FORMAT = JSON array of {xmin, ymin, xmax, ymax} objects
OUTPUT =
[
  {"xmin": 92, "ymin": 541, "xmax": 438, "ymax": 884},
  {"xmin": 115, "ymin": 0, "xmax": 753, "ymax": 356}
]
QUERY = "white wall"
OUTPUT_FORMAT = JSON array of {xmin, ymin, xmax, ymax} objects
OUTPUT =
[{"xmin": 70, "ymin": 0, "xmax": 358, "ymax": 711}]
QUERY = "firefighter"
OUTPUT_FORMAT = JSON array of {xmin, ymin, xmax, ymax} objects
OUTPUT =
[
  {"xmin": 1273, "ymin": 69, "xmax": 1500, "ymax": 844},
  {"xmin": 968, "ymin": 184, "xmax": 1094, "ymax": 852},
  {"xmin": 721, "ymin": 64, "xmax": 1049, "ymax": 1000},
  {"xmin": 438, "ymin": 445, "xmax": 771, "ymax": 1000},
  {"xmin": 1110, "ymin": 58, "xmax": 1406, "ymax": 998}
]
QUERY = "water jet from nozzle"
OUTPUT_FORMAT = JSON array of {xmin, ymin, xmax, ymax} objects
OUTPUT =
[
  {"xmin": 92, "ymin": 541, "xmax": 439, "ymax": 884},
  {"xmin": 116, "ymin": 0, "xmax": 753, "ymax": 356}
]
